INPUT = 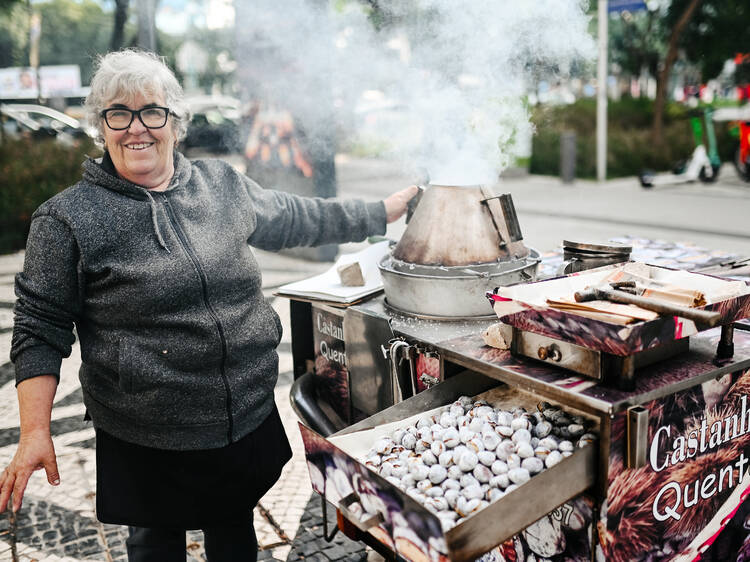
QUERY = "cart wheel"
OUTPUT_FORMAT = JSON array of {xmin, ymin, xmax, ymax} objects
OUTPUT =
[
  {"xmin": 734, "ymin": 148, "xmax": 750, "ymax": 182},
  {"xmin": 699, "ymin": 164, "xmax": 720, "ymax": 183},
  {"xmin": 639, "ymin": 170, "xmax": 654, "ymax": 188}
]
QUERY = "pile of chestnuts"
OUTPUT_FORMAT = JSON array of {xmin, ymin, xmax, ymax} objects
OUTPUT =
[{"xmin": 360, "ymin": 396, "xmax": 596, "ymax": 531}]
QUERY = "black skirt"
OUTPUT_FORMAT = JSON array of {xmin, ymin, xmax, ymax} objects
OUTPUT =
[{"xmin": 95, "ymin": 404, "xmax": 292, "ymax": 529}]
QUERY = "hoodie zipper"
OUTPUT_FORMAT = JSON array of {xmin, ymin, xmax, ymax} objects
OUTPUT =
[{"xmin": 158, "ymin": 193, "xmax": 234, "ymax": 443}]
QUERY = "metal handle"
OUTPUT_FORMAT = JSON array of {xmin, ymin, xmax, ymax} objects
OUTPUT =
[
  {"xmin": 627, "ymin": 406, "xmax": 649, "ymax": 468},
  {"xmin": 405, "ymin": 185, "xmax": 424, "ymax": 224}
]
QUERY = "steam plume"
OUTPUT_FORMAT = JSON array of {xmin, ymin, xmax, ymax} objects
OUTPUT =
[{"xmin": 235, "ymin": 0, "xmax": 595, "ymax": 185}]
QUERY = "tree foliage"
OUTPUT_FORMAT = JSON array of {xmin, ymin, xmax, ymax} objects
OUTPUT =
[
  {"xmin": 0, "ymin": 3, "xmax": 29, "ymax": 68},
  {"xmin": 673, "ymin": 0, "xmax": 750, "ymax": 82},
  {"xmin": 36, "ymin": 0, "xmax": 113, "ymax": 84}
]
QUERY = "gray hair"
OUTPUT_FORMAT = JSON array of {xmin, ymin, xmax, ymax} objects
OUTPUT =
[{"xmin": 85, "ymin": 49, "xmax": 190, "ymax": 145}]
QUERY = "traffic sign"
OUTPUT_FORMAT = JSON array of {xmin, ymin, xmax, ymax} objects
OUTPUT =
[{"xmin": 608, "ymin": 0, "xmax": 647, "ymax": 13}]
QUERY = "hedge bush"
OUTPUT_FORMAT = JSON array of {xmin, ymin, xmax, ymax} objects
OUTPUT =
[
  {"xmin": 529, "ymin": 99, "xmax": 737, "ymax": 179},
  {"xmin": 0, "ymin": 137, "xmax": 101, "ymax": 253}
]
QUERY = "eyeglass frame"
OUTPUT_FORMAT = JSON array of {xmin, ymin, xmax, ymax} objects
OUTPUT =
[{"xmin": 100, "ymin": 106, "xmax": 172, "ymax": 131}]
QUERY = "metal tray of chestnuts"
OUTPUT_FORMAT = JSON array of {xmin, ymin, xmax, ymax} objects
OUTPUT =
[{"xmin": 300, "ymin": 370, "xmax": 598, "ymax": 561}]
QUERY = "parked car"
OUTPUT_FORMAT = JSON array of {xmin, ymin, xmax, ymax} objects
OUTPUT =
[
  {"xmin": 181, "ymin": 95, "xmax": 242, "ymax": 154},
  {"xmin": 1, "ymin": 103, "xmax": 96, "ymax": 144}
]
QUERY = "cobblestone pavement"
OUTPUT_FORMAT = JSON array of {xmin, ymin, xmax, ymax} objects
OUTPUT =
[{"xmin": 0, "ymin": 249, "xmax": 372, "ymax": 562}]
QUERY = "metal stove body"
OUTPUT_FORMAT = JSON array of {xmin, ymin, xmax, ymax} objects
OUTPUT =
[{"xmin": 286, "ymin": 183, "xmax": 750, "ymax": 560}]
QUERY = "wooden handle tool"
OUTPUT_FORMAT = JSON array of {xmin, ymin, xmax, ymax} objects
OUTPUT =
[{"xmin": 574, "ymin": 286, "xmax": 722, "ymax": 326}]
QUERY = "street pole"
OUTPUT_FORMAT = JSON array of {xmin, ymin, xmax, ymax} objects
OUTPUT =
[
  {"xmin": 596, "ymin": 0, "xmax": 608, "ymax": 182},
  {"xmin": 137, "ymin": 0, "xmax": 156, "ymax": 52}
]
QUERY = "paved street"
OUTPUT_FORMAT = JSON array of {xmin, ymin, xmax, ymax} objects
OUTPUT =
[{"xmin": 1, "ymin": 155, "xmax": 749, "ymax": 561}]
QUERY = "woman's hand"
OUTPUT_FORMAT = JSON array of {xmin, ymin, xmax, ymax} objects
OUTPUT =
[
  {"xmin": 383, "ymin": 185, "xmax": 420, "ymax": 224},
  {"xmin": 0, "ymin": 429, "xmax": 60, "ymax": 513}
]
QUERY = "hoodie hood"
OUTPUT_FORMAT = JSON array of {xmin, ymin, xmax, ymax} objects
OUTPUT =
[
  {"xmin": 82, "ymin": 150, "xmax": 193, "ymax": 252},
  {"xmin": 82, "ymin": 150, "xmax": 192, "ymax": 199}
]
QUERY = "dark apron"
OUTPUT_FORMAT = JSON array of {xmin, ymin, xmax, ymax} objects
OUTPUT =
[{"xmin": 95, "ymin": 404, "xmax": 292, "ymax": 529}]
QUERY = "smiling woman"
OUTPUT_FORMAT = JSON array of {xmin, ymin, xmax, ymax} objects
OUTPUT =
[{"xmin": 1, "ymin": 48, "xmax": 418, "ymax": 562}]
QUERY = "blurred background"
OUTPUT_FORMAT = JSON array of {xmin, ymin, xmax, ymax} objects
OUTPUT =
[{"xmin": 1, "ymin": 0, "xmax": 749, "ymax": 255}]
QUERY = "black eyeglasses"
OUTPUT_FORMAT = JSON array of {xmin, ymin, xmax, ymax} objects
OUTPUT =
[{"xmin": 100, "ymin": 106, "xmax": 171, "ymax": 130}]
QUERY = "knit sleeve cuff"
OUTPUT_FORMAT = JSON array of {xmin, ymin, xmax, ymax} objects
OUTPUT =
[
  {"xmin": 14, "ymin": 346, "xmax": 62, "ymax": 386},
  {"xmin": 366, "ymin": 201, "xmax": 387, "ymax": 237}
]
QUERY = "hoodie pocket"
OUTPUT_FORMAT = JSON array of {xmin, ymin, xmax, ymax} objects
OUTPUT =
[{"xmin": 117, "ymin": 339, "xmax": 158, "ymax": 393}]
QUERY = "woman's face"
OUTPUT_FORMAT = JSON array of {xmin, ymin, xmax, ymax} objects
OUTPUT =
[{"xmin": 102, "ymin": 91, "xmax": 176, "ymax": 190}]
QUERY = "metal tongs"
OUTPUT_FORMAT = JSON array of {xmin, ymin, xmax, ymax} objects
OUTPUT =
[{"xmin": 574, "ymin": 281, "xmax": 722, "ymax": 326}]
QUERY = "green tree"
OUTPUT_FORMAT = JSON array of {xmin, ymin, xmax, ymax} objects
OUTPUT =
[
  {"xmin": 677, "ymin": 0, "xmax": 750, "ymax": 84},
  {"xmin": 0, "ymin": 2, "xmax": 30, "ymax": 68},
  {"xmin": 609, "ymin": 7, "xmax": 666, "ymax": 81},
  {"xmin": 36, "ymin": 0, "xmax": 113, "ymax": 84},
  {"xmin": 651, "ymin": 0, "xmax": 750, "ymax": 145}
]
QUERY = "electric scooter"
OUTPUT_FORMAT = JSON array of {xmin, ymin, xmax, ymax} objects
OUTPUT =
[
  {"xmin": 639, "ymin": 107, "xmax": 721, "ymax": 188},
  {"xmin": 712, "ymin": 105, "xmax": 750, "ymax": 182}
]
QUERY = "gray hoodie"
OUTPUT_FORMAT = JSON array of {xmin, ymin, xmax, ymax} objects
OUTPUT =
[{"xmin": 11, "ymin": 151, "xmax": 386, "ymax": 450}]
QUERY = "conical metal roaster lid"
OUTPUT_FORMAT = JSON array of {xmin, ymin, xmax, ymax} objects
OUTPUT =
[{"xmin": 391, "ymin": 184, "xmax": 529, "ymax": 267}]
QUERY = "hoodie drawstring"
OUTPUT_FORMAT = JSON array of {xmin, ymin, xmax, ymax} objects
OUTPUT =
[{"xmin": 144, "ymin": 190, "xmax": 170, "ymax": 253}]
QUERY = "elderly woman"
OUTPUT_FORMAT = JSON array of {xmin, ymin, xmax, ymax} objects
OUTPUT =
[{"xmin": 0, "ymin": 49, "xmax": 416, "ymax": 561}]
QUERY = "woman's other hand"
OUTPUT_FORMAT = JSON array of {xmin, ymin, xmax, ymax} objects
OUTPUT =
[
  {"xmin": 384, "ymin": 185, "xmax": 420, "ymax": 224},
  {"xmin": 0, "ymin": 430, "xmax": 59, "ymax": 513},
  {"xmin": 0, "ymin": 374, "xmax": 60, "ymax": 513}
]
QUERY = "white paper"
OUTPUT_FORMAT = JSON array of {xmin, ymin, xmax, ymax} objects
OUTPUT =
[{"xmin": 277, "ymin": 241, "xmax": 391, "ymax": 303}]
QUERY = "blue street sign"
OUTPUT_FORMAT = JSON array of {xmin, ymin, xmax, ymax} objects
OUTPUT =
[{"xmin": 608, "ymin": 0, "xmax": 647, "ymax": 12}]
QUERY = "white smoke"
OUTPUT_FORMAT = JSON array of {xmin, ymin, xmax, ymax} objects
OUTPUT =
[{"xmin": 235, "ymin": 0, "xmax": 595, "ymax": 185}]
